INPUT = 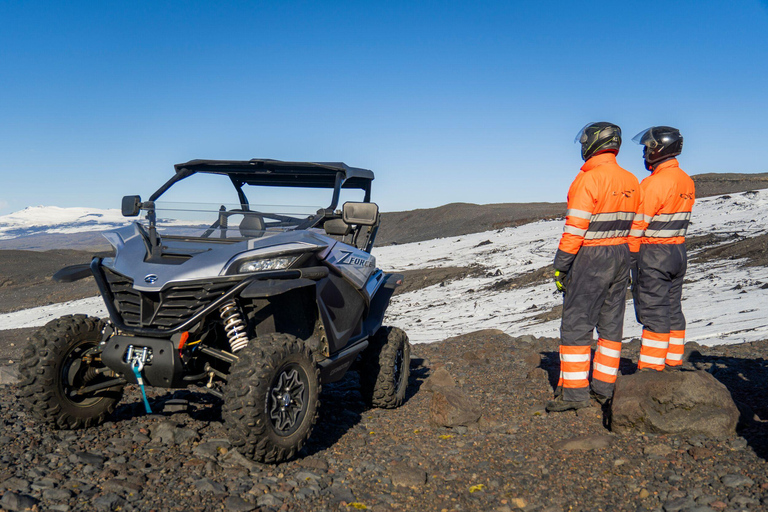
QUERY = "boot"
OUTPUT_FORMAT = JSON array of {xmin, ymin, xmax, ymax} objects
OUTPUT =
[{"xmin": 545, "ymin": 395, "xmax": 591, "ymax": 412}]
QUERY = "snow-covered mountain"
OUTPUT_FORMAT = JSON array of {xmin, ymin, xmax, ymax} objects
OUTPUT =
[
  {"xmin": 0, "ymin": 206, "xmax": 129, "ymax": 240},
  {"xmin": 1, "ymin": 190, "xmax": 767, "ymax": 348}
]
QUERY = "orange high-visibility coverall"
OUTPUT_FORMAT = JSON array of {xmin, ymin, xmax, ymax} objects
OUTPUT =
[
  {"xmin": 554, "ymin": 153, "xmax": 640, "ymax": 401},
  {"xmin": 629, "ymin": 158, "xmax": 695, "ymax": 370}
]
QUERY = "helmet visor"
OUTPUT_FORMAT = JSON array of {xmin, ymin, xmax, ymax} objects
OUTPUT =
[
  {"xmin": 574, "ymin": 123, "xmax": 594, "ymax": 144},
  {"xmin": 632, "ymin": 127, "xmax": 658, "ymax": 147}
]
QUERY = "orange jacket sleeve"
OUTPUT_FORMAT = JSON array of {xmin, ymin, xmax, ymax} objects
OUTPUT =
[{"xmin": 554, "ymin": 173, "xmax": 595, "ymax": 272}]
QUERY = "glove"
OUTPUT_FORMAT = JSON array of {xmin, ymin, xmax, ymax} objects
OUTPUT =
[{"xmin": 554, "ymin": 270, "xmax": 567, "ymax": 293}]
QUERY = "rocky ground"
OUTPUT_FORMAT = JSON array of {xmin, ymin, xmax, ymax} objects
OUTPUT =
[{"xmin": 2, "ymin": 330, "xmax": 768, "ymax": 512}]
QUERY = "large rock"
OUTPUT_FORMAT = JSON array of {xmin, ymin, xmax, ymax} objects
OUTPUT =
[
  {"xmin": 611, "ymin": 370, "xmax": 739, "ymax": 438},
  {"xmin": 429, "ymin": 386, "xmax": 481, "ymax": 427}
]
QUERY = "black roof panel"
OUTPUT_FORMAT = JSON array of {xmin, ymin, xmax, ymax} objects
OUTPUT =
[{"xmin": 173, "ymin": 159, "xmax": 374, "ymax": 189}]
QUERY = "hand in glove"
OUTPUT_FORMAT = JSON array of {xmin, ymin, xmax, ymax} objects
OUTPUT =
[{"xmin": 554, "ymin": 270, "xmax": 567, "ymax": 293}]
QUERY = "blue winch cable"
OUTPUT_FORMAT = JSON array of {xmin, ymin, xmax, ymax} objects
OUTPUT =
[{"xmin": 131, "ymin": 360, "xmax": 153, "ymax": 414}]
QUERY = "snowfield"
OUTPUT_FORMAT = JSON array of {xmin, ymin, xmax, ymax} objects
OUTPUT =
[
  {"xmin": 0, "ymin": 206, "xmax": 128, "ymax": 240},
  {"xmin": 375, "ymin": 189, "xmax": 768, "ymax": 345},
  {"xmin": 1, "ymin": 190, "xmax": 767, "ymax": 347}
]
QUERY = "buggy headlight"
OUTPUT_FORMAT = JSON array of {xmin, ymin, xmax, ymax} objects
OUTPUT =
[{"xmin": 238, "ymin": 255, "xmax": 299, "ymax": 273}]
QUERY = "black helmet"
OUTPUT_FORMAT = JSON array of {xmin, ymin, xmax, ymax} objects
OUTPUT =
[
  {"xmin": 632, "ymin": 126, "xmax": 683, "ymax": 170},
  {"xmin": 574, "ymin": 122, "xmax": 622, "ymax": 161}
]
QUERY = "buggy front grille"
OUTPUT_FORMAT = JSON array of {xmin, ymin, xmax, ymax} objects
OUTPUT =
[{"xmin": 102, "ymin": 268, "xmax": 235, "ymax": 330}]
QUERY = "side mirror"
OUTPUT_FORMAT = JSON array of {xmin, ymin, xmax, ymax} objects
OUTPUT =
[
  {"xmin": 122, "ymin": 195, "xmax": 142, "ymax": 217},
  {"xmin": 342, "ymin": 202, "xmax": 379, "ymax": 226}
]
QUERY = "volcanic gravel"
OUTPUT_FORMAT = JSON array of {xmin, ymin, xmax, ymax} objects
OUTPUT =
[{"xmin": 3, "ymin": 330, "xmax": 768, "ymax": 511}]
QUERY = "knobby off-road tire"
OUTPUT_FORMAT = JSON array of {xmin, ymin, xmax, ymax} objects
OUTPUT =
[
  {"xmin": 360, "ymin": 326, "xmax": 411, "ymax": 409},
  {"xmin": 17, "ymin": 314, "xmax": 124, "ymax": 429},
  {"xmin": 222, "ymin": 333, "xmax": 320, "ymax": 463}
]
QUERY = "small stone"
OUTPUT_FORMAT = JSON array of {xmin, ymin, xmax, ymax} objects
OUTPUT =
[
  {"xmin": 193, "ymin": 439, "xmax": 231, "ymax": 459},
  {"xmin": 299, "ymin": 458, "xmax": 329, "ymax": 471},
  {"xmin": 42, "ymin": 488, "xmax": 73, "ymax": 501},
  {"xmin": 70, "ymin": 452, "xmax": 106, "ymax": 468},
  {"xmin": 224, "ymin": 496, "xmax": 256, "ymax": 511},
  {"xmin": 509, "ymin": 497, "xmax": 527, "ymax": 508},
  {"xmin": 92, "ymin": 493, "xmax": 124, "ymax": 511},
  {"xmin": 720, "ymin": 473, "xmax": 754, "ymax": 487},
  {"xmin": 193, "ymin": 478, "xmax": 227, "ymax": 494},
  {"xmin": 644, "ymin": 444, "xmax": 674, "ymax": 457},
  {"xmin": 329, "ymin": 484, "xmax": 355, "ymax": 503},
  {"xmin": 2, "ymin": 477, "xmax": 30, "ymax": 492},
  {"xmin": 614, "ymin": 458, "xmax": 627, "ymax": 466},
  {"xmin": 0, "ymin": 366, "xmax": 20, "ymax": 385},
  {"xmin": 528, "ymin": 404, "xmax": 547, "ymax": 417},
  {"xmin": 639, "ymin": 489, "xmax": 650, "ymax": 499},
  {"xmin": 663, "ymin": 497, "xmax": 696, "ymax": 511},
  {"xmin": 221, "ymin": 449, "xmax": 259, "ymax": 471},
  {"xmin": 729, "ymin": 437, "xmax": 748, "ymax": 450},
  {"xmin": 0, "ymin": 492, "xmax": 39, "ymax": 511},
  {"xmin": 390, "ymin": 463, "xmax": 427, "ymax": 487},
  {"xmin": 688, "ymin": 446, "xmax": 713, "ymax": 459},
  {"xmin": 257, "ymin": 494, "xmax": 283, "ymax": 507},
  {"xmin": 553, "ymin": 435, "xmax": 613, "ymax": 451}
]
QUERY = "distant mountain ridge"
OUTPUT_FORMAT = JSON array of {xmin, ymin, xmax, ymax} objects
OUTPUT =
[{"xmin": 1, "ymin": 172, "xmax": 766, "ymax": 250}]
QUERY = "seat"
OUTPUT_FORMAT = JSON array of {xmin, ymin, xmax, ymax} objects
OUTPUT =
[{"xmin": 239, "ymin": 214, "xmax": 265, "ymax": 238}]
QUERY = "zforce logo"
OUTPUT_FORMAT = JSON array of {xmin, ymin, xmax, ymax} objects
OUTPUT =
[
  {"xmin": 680, "ymin": 192, "xmax": 694, "ymax": 200},
  {"xmin": 337, "ymin": 251, "xmax": 375, "ymax": 267}
]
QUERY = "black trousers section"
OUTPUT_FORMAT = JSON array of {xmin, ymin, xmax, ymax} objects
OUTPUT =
[
  {"xmin": 632, "ymin": 243, "xmax": 687, "ymax": 334},
  {"xmin": 560, "ymin": 244, "xmax": 630, "ymax": 346}
]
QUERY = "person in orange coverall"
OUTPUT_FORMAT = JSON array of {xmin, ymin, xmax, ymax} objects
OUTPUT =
[
  {"xmin": 547, "ymin": 122, "xmax": 640, "ymax": 412},
  {"xmin": 629, "ymin": 126, "xmax": 695, "ymax": 371}
]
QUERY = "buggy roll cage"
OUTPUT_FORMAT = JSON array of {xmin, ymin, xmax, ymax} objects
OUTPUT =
[{"xmin": 132, "ymin": 159, "xmax": 379, "ymax": 253}]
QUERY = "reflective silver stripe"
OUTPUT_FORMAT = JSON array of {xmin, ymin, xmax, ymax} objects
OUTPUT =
[
  {"xmin": 561, "ymin": 353, "xmax": 590, "ymax": 363},
  {"xmin": 593, "ymin": 362, "xmax": 618, "ymax": 376},
  {"xmin": 584, "ymin": 229, "xmax": 630, "ymax": 240},
  {"xmin": 666, "ymin": 352, "xmax": 684, "ymax": 361},
  {"xmin": 652, "ymin": 212, "xmax": 691, "ymax": 222},
  {"xmin": 639, "ymin": 354, "xmax": 666, "ymax": 365},
  {"xmin": 591, "ymin": 211, "xmax": 635, "ymax": 222},
  {"xmin": 566, "ymin": 209, "xmax": 592, "ymax": 220},
  {"xmin": 644, "ymin": 228, "xmax": 687, "ymax": 238},
  {"xmin": 629, "ymin": 229, "xmax": 645, "ymax": 237},
  {"xmin": 563, "ymin": 225, "xmax": 587, "ymax": 236},
  {"xmin": 562, "ymin": 371, "xmax": 589, "ymax": 381},
  {"xmin": 633, "ymin": 213, "xmax": 653, "ymax": 223},
  {"xmin": 642, "ymin": 339, "xmax": 668, "ymax": 349},
  {"xmin": 598, "ymin": 346, "xmax": 621, "ymax": 359}
]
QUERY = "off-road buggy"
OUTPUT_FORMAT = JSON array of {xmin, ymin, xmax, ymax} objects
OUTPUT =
[{"xmin": 18, "ymin": 159, "xmax": 410, "ymax": 463}]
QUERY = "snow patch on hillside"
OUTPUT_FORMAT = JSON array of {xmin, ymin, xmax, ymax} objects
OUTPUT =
[
  {"xmin": 376, "ymin": 189, "xmax": 768, "ymax": 345},
  {"xmin": 0, "ymin": 206, "xmax": 128, "ymax": 240}
]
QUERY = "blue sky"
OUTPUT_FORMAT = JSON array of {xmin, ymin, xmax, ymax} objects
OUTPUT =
[{"xmin": 1, "ymin": 1, "xmax": 767, "ymax": 215}]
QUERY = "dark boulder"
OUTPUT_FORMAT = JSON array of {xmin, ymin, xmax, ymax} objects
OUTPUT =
[
  {"xmin": 429, "ymin": 386, "xmax": 481, "ymax": 427},
  {"xmin": 611, "ymin": 370, "xmax": 739, "ymax": 438}
]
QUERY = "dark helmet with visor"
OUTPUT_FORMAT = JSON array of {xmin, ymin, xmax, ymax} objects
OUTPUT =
[
  {"xmin": 632, "ymin": 126, "xmax": 683, "ymax": 170},
  {"xmin": 574, "ymin": 122, "xmax": 622, "ymax": 161}
]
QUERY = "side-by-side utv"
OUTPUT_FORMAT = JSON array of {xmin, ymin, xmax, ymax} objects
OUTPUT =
[{"xmin": 18, "ymin": 159, "xmax": 410, "ymax": 463}]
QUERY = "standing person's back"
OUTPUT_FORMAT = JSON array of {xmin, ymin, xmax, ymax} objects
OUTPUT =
[
  {"xmin": 629, "ymin": 127, "xmax": 695, "ymax": 370},
  {"xmin": 548, "ymin": 123, "xmax": 640, "ymax": 412}
]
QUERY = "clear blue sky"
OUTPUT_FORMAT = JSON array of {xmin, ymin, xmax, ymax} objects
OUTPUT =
[{"xmin": 1, "ymin": 1, "xmax": 767, "ymax": 215}]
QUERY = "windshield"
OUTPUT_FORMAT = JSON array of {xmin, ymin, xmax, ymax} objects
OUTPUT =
[{"xmin": 142, "ymin": 202, "xmax": 322, "ymax": 240}]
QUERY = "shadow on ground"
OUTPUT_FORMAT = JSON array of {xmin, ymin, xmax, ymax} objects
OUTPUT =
[{"xmin": 687, "ymin": 351, "xmax": 768, "ymax": 460}]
